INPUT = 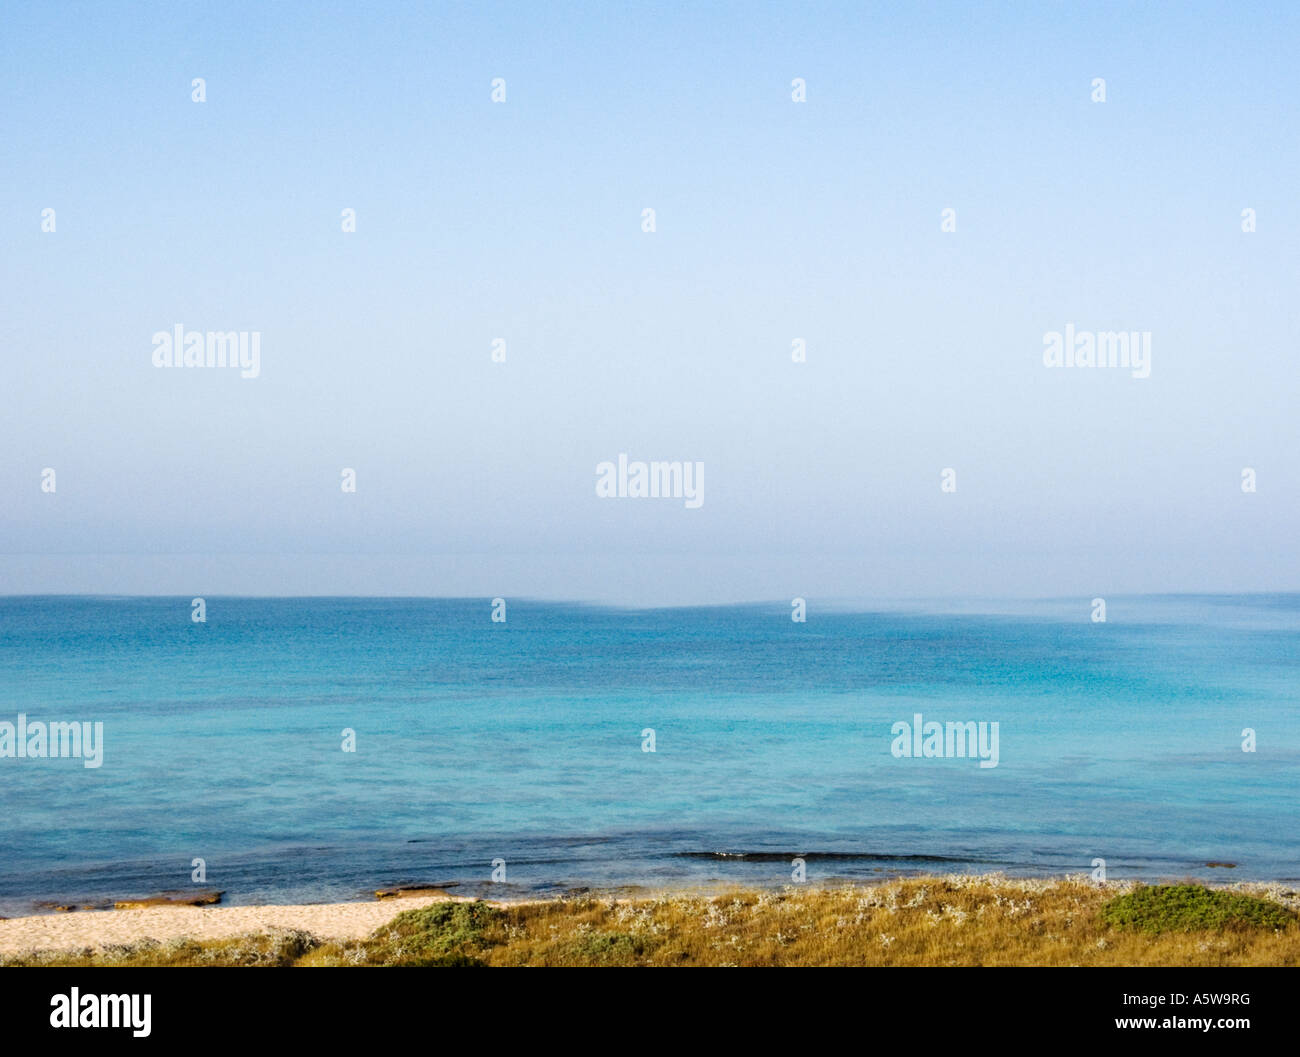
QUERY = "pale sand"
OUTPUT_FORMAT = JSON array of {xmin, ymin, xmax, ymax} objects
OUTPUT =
[{"xmin": 0, "ymin": 894, "xmax": 473, "ymax": 955}]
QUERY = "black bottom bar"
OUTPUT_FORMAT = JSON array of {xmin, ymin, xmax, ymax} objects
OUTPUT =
[{"xmin": 0, "ymin": 966, "xmax": 1285, "ymax": 1045}]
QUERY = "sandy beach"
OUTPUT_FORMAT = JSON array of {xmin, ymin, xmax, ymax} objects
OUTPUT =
[{"xmin": 0, "ymin": 894, "xmax": 464, "ymax": 955}]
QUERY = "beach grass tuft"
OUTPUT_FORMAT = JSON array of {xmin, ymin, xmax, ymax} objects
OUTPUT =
[{"xmin": 0, "ymin": 929, "xmax": 320, "ymax": 967}]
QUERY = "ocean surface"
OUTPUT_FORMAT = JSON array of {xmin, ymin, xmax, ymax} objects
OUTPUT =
[{"xmin": 0, "ymin": 595, "xmax": 1297, "ymax": 914}]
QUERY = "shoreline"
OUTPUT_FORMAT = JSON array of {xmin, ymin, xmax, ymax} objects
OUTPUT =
[
  {"xmin": 3, "ymin": 873, "xmax": 1298, "ymax": 959},
  {"xmin": 0, "ymin": 859, "xmax": 1273, "ymax": 922}
]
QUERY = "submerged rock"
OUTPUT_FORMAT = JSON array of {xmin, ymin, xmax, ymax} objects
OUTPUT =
[
  {"xmin": 113, "ymin": 891, "xmax": 224, "ymax": 909},
  {"xmin": 373, "ymin": 883, "xmax": 460, "ymax": 900}
]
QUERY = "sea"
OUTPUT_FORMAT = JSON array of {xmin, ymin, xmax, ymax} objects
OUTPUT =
[{"xmin": 0, "ymin": 594, "xmax": 1296, "ymax": 914}]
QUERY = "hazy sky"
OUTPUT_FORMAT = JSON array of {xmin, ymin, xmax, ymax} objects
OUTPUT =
[{"xmin": 2, "ymin": 1, "xmax": 1297, "ymax": 603}]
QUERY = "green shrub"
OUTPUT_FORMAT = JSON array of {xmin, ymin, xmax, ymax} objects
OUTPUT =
[
  {"xmin": 361, "ymin": 900, "xmax": 500, "ymax": 965},
  {"xmin": 1100, "ymin": 885, "xmax": 1294, "ymax": 934}
]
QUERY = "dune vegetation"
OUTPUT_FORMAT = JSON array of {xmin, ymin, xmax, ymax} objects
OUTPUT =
[{"xmin": 3, "ymin": 876, "xmax": 1297, "ymax": 967}]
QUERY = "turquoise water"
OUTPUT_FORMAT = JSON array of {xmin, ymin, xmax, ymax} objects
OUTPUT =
[{"xmin": 0, "ymin": 595, "xmax": 1296, "ymax": 913}]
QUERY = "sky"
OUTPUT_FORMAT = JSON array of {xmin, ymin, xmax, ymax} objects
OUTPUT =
[{"xmin": 1, "ymin": 1, "xmax": 1297, "ymax": 604}]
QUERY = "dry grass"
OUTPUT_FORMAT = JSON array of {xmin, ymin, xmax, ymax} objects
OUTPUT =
[{"xmin": 5, "ymin": 875, "xmax": 1299, "ymax": 967}]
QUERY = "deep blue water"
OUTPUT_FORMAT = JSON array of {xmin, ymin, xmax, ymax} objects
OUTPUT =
[{"xmin": 0, "ymin": 595, "xmax": 1296, "ymax": 914}]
